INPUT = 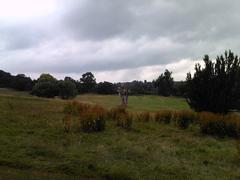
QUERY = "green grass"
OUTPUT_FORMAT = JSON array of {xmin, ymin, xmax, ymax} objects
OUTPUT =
[
  {"xmin": 76, "ymin": 94, "xmax": 189, "ymax": 112},
  {"xmin": 0, "ymin": 88, "xmax": 31, "ymax": 97},
  {"xmin": 0, "ymin": 89, "xmax": 239, "ymax": 179}
]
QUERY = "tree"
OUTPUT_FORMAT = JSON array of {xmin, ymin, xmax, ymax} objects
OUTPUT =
[
  {"xmin": 153, "ymin": 69, "xmax": 174, "ymax": 96},
  {"xmin": 186, "ymin": 50, "xmax": 240, "ymax": 113},
  {"xmin": 31, "ymin": 74, "xmax": 59, "ymax": 98},
  {"xmin": 173, "ymin": 81, "xmax": 187, "ymax": 97},
  {"xmin": 79, "ymin": 72, "xmax": 96, "ymax": 93},
  {"xmin": 0, "ymin": 70, "xmax": 12, "ymax": 88},
  {"xmin": 97, "ymin": 81, "xmax": 115, "ymax": 94},
  {"xmin": 128, "ymin": 81, "xmax": 145, "ymax": 95},
  {"xmin": 11, "ymin": 74, "xmax": 33, "ymax": 91},
  {"xmin": 59, "ymin": 78, "xmax": 78, "ymax": 99}
]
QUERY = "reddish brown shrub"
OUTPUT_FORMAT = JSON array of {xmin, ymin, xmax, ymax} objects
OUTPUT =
[
  {"xmin": 136, "ymin": 112, "xmax": 151, "ymax": 122},
  {"xmin": 154, "ymin": 110, "xmax": 172, "ymax": 124}
]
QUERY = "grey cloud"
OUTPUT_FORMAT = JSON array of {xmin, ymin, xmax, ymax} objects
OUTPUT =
[
  {"xmin": 1, "ymin": 0, "xmax": 240, "ymax": 81},
  {"xmin": 63, "ymin": 0, "xmax": 137, "ymax": 40}
]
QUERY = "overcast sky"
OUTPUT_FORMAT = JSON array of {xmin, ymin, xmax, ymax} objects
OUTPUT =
[{"xmin": 0, "ymin": 0, "xmax": 240, "ymax": 82}]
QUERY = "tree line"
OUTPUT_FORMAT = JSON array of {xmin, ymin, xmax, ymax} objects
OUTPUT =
[
  {"xmin": 1, "ymin": 50, "xmax": 240, "ymax": 113},
  {"xmin": 0, "ymin": 69, "xmax": 184, "ymax": 98},
  {"xmin": 0, "ymin": 70, "xmax": 186, "ymax": 96}
]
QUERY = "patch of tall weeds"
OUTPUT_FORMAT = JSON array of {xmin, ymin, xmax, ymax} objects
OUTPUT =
[
  {"xmin": 79, "ymin": 111, "xmax": 105, "ymax": 132},
  {"xmin": 107, "ymin": 106, "xmax": 126, "ymax": 120},
  {"xmin": 62, "ymin": 114, "xmax": 72, "ymax": 133},
  {"xmin": 63, "ymin": 101, "xmax": 106, "ymax": 133},
  {"xmin": 116, "ymin": 112, "xmax": 133, "ymax": 130},
  {"xmin": 154, "ymin": 110, "xmax": 172, "ymax": 124},
  {"xmin": 199, "ymin": 112, "xmax": 240, "ymax": 138},
  {"xmin": 174, "ymin": 110, "xmax": 196, "ymax": 129},
  {"xmin": 63, "ymin": 101, "xmax": 90, "ymax": 115},
  {"xmin": 136, "ymin": 112, "xmax": 151, "ymax": 122}
]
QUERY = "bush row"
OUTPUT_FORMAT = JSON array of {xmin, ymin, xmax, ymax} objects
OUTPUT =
[
  {"xmin": 63, "ymin": 101, "xmax": 240, "ymax": 138},
  {"xmin": 199, "ymin": 112, "xmax": 240, "ymax": 138},
  {"xmin": 63, "ymin": 101, "xmax": 133, "ymax": 132}
]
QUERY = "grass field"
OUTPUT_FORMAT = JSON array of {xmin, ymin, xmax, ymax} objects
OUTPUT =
[
  {"xmin": 76, "ymin": 94, "xmax": 189, "ymax": 112},
  {"xmin": 0, "ymin": 89, "xmax": 239, "ymax": 179}
]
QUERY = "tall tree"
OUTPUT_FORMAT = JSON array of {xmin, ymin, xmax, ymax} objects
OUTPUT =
[
  {"xmin": 79, "ymin": 72, "xmax": 96, "ymax": 93},
  {"xmin": 186, "ymin": 50, "xmax": 240, "ymax": 113},
  {"xmin": 153, "ymin": 69, "xmax": 174, "ymax": 96}
]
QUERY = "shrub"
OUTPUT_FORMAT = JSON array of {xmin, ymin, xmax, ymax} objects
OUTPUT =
[
  {"xmin": 136, "ymin": 112, "xmax": 151, "ymax": 122},
  {"xmin": 224, "ymin": 114, "xmax": 240, "ymax": 138},
  {"xmin": 116, "ymin": 112, "xmax": 133, "ymax": 130},
  {"xmin": 63, "ymin": 101, "xmax": 91, "ymax": 115},
  {"xmin": 58, "ymin": 80, "xmax": 78, "ymax": 99},
  {"xmin": 199, "ymin": 112, "xmax": 240, "ymax": 138},
  {"xmin": 154, "ymin": 110, "xmax": 172, "ymax": 124},
  {"xmin": 107, "ymin": 106, "xmax": 126, "ymax": 120},
  {"xmin": 79, "ymin": 111, "xmax": 105, "ymax": 132},
  {"xmin": 199, "ymin": 112, "xmax": 226, "ymax": 137},
  {"xmin": 174, "ymin": 110, "xmax": 196, "ymax": 129},
  {"xmin": 63, "ymin": 114, "xmax": 72, "ymax": 133},
  {"xmin": 237, "ymin": 141, "xmax": 240, "ymax": 158},
  {"xmin": 63, "ymin": 102, "xmax": 107, "ymax": 133}
]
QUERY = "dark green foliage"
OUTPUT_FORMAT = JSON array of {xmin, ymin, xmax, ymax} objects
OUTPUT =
[
  {"xmin": 173, "ymin": 81, "xmax": 187, "ymax": 97},
  {"xmin": 11, "ymin": 74, "xmax": 33, "ymax": 91},
  {"xmin": 232, "ymin": 70, "xmax": 240, "ymax": 110},
  {"xmin": 97, "ymin": 81, "xmax": 116, "ymax": 94},
  {"xmin": 78, "ymin": 72, "xmax": 96, "ymax": 93},
  {"xmin": 31, "ymin": 73, "xmax": 59, "ymax": 98},
  {"xmin": 153, "ymin": 69, "xmax": 174, "ymax": 96},
  {"xmin": 0, "ymin": 70, "xmax": 33, "ymax": 91},
  {"xmin": 59, "ymin": 78, "xmax": 78, "ymax": 99},
  {"xmin": 128, "ymin": 80, "xmax": 153, "ymax": 95},
  {"xmin": 0, "ymin": 70, "xmax": 11, "ymax": 88},
  {"xmin": 186, "ymin": 50, "xmax": 240, "ymax": 113}
]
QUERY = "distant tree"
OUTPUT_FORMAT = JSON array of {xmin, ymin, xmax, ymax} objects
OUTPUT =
[
  {"xmin": 173, "ymin": 81, "xmax": 187, "ymax": 97},
  {"xmin": 0, "ymin": 70, "xmax": 12, "ymax": 88},
  {"xmin": 11, "ymin": 74, "xmax": 33, "ymax": 91},
  {"xmin": 97, "ymin": 81, "xmax": 116, "ymax": 94},
  {"xmin": 31, "ymin": 74, "xmax": 59, "ymax": 98},
  {"xmin": 128, "ymin": 81, "xmax": 145, "ymax": 95},
  {"xmin": 79, "ymin": 72, "xmax": 96, "ymax": 93},
  {"xmin": 64, "ymin": 76, "xmax": 76, "ymax": 84},
  {"xmin": 58, "ymin": 78, "xmax": 78, "ymax": 99},
  {"xmin": 186, "ymin": 50, "xmax": 240, "ymax": 113},
  {"xmin": 0, "ymin": 70, "xmax": 33, "ymax": 91},
  {"xmin": 153, "ymin": 69, "xmax": 174, "ymax": 96},
  {"xmin": 37, "ymin": 73, "xmax": 57, "ymax": 83}
]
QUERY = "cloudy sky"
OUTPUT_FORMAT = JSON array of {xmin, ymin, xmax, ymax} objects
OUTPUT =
[{"xmin": 0, "ymin": 0, "xmax": 240, "ymax": 82}]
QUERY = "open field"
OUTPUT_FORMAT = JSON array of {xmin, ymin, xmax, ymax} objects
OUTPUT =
[
  {"xmin": 76, "ymin": 94, "xmax": 189, "ymax": 112},
  {"xmin": 0, "ymin": 89, "xmax": 239, "ymax": 179}
]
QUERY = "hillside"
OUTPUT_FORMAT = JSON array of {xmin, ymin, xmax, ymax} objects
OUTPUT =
[{"xmin": 0, "ymin": 89, "xmax": 239, "ymax": 179}]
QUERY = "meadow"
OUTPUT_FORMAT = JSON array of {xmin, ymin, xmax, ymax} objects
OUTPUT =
[{"xmin": 0, "ymin": 88, "xmax": 239, "ymax": 179}]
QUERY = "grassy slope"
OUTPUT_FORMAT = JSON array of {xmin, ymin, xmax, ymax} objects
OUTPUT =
[{"xmin": 0, "ymin": 89, "xmax": 239, "ymax": 179}]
